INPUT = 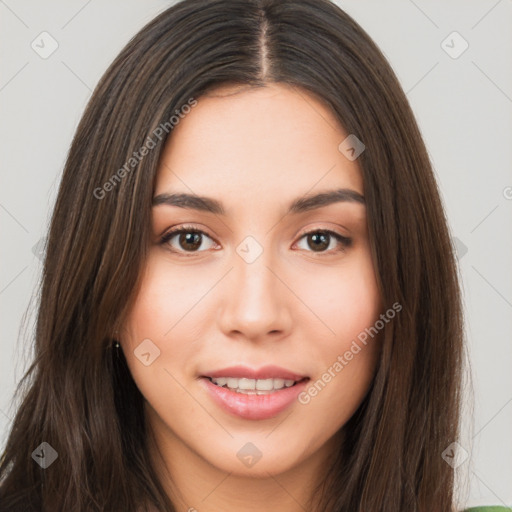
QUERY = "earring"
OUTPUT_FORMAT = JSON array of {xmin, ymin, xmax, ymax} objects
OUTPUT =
[{"xmin": 113, "ymin": 328, "xmax": 120, "ymax": 349}]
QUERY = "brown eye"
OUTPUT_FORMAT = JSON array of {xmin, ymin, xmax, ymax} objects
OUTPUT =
[
  {"xmin": 296, "ymin": 230, "xmax": 352, "ymax": 254},
  {"xmin": 160, "ymin": 226, "xmax": 217, "ymax": 254},
  {"xmin": 307, "ymin": 232, "xmax": 330, "ymax": 252},
  {"xmin": 177, "ymin": 232, "xmax": 202, "ymax": 251}
]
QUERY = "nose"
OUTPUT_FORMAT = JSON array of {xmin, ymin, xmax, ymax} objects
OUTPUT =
[{"xmin": 216, "ymin": 243, "xmax": 293, "ymax": 342}]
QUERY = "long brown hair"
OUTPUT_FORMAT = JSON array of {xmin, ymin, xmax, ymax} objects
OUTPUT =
[{"xmin": 0, "ymin": 0, "xmax": 464, "ymax": 510}]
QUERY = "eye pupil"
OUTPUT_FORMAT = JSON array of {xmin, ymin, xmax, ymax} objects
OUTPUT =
[
  {"xmin": 309, "ymin": 232, "xmax": 329, "ymax": 251},
  {"xmin": 180, "ymin": 232, "xmax": 201, "ymax": 251}
]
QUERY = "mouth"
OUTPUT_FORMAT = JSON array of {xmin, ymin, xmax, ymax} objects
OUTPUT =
[{"xmin": 198, "ymin": 365, "xmax": 310, "ymax": 419}]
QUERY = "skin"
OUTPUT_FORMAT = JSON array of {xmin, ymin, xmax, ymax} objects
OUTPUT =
[{"xmin": 120, "ymin": 83, "xmax": 383, "ymax": 512}]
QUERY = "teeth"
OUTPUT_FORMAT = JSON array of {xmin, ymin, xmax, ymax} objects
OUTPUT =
[
  {"xmin": 272, "ymin": 378, "xmax": 285, "ymax": 389},
  {"xmin": 210, "ymin": 377, "xmax": 298, "ymax": 392},
  {"xmin": 226, "ymin": 378, "xmax": 238, "ymax": 389},
  {"xmin": 256, "ymin": 378, "xmax": 274, "ymax": 391},
  {"xmin": 238, "ymin": 378, "xmax": 256, "ymax": 390}
]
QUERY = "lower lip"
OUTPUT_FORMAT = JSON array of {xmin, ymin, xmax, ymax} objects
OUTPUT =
[{"xmin": 200, "ymin": 377, "xmax": 309, "ymax": 420}]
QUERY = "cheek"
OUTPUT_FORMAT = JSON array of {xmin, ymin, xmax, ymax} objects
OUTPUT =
[
  {"xmin": 297, "ymin": 249, "xmax": 382, "ymax": 345},
  {"xmin": 120, "ymin": 259, "xmax": 204, "ymax": 400},
  {"xmin": 123, "ymin": 255, "xmax": 208, "ymax": 347},
  {"xmin": 295, "ymin": 250, "xmax": 382, "ymax": 412}
]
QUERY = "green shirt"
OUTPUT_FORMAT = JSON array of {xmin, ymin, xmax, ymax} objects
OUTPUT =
[{"xmin": 464, "ymin": 508, "xmax": 512, "ymax": 511}]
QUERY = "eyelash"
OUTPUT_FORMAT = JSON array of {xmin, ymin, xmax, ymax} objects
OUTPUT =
[{"xmin": 159, "ymin": 224, "xmax": 352, "ymax": 257}]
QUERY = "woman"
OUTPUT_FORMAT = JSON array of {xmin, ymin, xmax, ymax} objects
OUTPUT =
[{"xmin": 0, "ymin": 0, "xmax": 506, "ymax": 510}]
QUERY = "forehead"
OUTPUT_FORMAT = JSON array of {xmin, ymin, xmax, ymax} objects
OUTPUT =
[{"xmin": 155, "ymin": 83, "xmax": 364, "ymax": 202}]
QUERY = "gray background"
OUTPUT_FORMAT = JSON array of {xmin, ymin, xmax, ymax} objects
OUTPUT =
[{"xmin": 1, "ymin": 0, "xmax": 511, "ymax": 508}]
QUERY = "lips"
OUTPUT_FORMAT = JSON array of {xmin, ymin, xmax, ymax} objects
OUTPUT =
[{"xmin": 199, "ymin": 365, "xmax": 310, "ymax": 420}]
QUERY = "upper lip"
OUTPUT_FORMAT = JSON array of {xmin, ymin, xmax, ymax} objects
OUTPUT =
[{"xmin": 202, "ymin": 365, "xmax": 308, "ymax": 381}]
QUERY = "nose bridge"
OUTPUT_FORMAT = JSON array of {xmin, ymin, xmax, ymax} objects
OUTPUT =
[
  {"xmin": 216, "ymin": 234, "xmax": 292, "ymax": 340},
  {"xmin": 235, "ymin": 243, "xmax": 275, "ymax": 302}
]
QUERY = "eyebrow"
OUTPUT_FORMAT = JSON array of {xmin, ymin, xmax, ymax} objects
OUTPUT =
[{"xmin": 152, "ymin": 188, "xmax": 365, "ymax": 215}]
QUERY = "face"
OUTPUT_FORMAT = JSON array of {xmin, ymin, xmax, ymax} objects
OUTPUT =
[{"xmin": 120, "ymin": 83, "xmax": 383, "ymax": 480}]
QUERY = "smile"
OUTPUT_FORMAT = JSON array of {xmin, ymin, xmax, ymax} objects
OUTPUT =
[
  {"xmin": 200, "ymin": 366, "xmax": 311, "ymax": 420},
  {"xmin": 207, "ymin": 376, "xmax": 304, "ymax": 395}
]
